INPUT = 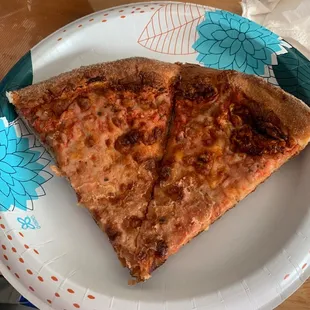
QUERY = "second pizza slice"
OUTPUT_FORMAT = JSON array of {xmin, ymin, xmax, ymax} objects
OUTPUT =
[{"xmin": 133, "ymin": 64, "xmax": 310, "ymax": 281}]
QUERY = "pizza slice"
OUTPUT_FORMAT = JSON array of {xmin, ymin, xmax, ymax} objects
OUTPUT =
[
  {"xmin": 7, "ymin": 57, "xmax": 179, "ymax": 274},
  {"xmin": 132, "ymin": 64, "xmax": 310, "ymax": 281}
]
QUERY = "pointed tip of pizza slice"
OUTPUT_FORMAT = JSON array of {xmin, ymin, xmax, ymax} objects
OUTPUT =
[
  {"xmin": 7, "ymin": 57, "xmax": 180, "ymax": 278},
  {"xmin": 131, "ymin": 64, "xmax": 310, "ymax": 281}
]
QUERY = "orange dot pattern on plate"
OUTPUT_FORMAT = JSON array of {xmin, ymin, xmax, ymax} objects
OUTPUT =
[
  {"xmin": 29, "ymin": 286, "xmax": 34, "ymax": 292},
  {"xmin": 140, "ymin": 11, "xmax": 145, "ymax": 13},
  {"xmin": 2, "ymin": 245, "xmax": 6, "ymax": 250},
  {"xmin": 24, "ymin": 244, "xmax": 29, "ymax": 249},
  {"xmin": 19, "ymin": 232, "xmax": 24, "ymax": 237},
  {"xmin": 3, "ymin": 255, "xmax": 8, "ymax": 260},
  {"xmin": 136, "ymin": 8, "xmax": 141, "ymax": 10},
  {"xmin": 73, "ymin": 304, "xmax": 80, "ymax": 309},
  {"xmin": 19, "ymin": 258, "xmax": 24, "ymax": 263},
  {"xmin": 47, "ymin": 299, "xmax": 52, "ymax": 304},
  {"xmin": 7, "ymin": 266, "xmax": 10, "ymax": 270},
  {"xmin": 51, "ymin": 276, "xmax": 58, "ymax": 281},
  {"xmin": 38, "ymin": 276, "xmax": 44, "ymax": 282},
  {"xmin": 58, "ymin": 38, "xmax": 62, "ymax": 41},
  {"xmin": 7, "ymin": 235, "xmax": 12, "ymax": 240},
  {"xmin": 15, "ymin": 273, "xmax": 20, "ymax": 279},
  {"xmin": 55, "ymin": 292, "xmax": 60, "ymax": 297},
  {"xmin": 33, "ymin": 249, "xmax": 39, "ymax": 255},
  {"xmin": 87, "ymin": 295, "xmax": 95, "ymax": 300},
  {"xmin": 119, "ymin": 10, "xmax": 124, "ymax": 12},
  {"xmin": 120, "ymin": 16, "xmax": 126, "ymax": 18},
  {"xmin": 302, "ymin": 263, "xmax": 307, "ymax": 269},
  {"xmin": 78, "ymin": 24, "xmax": 82, "ymax": 27},
  {"xmin": 284, "ymin": 274, "xmax": 290, "ymax": 280},
  {"xmin": 27, "ymin": 269, "xmax": 33, "ymax": 275},
  {"xmin": 0, "ymin": 224, "xmax": 5, "ymax": 229},
  {"xmin": 104, "ymin": 13, "xmax": 108, "ymax": 16},
  {"xmin": 89, "ymin": 18, "xmax": 94, "ymax": 21},
  {"xmin": 102, "ymin": 20, "xmax": 107, "ymax": 22},
  {"xmin": 12, "ymin": 247, "xmax": 16, "ymax": 253},
  {"xmin": 67, "ymin": 288, "xmax": 75, "ymax": 294}
]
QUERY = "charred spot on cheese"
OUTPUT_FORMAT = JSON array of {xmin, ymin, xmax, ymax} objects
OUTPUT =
[
  {"xmin": 155, "ymin": 240, "xmax": 168, "ymax": 258},
  {"xmin": 177, "ymin": 77, "xmax": 216, "ymax": 101},
  {"xmin": 115, "ymin": 130, "xmax": 141, "ymax": 153},
  {"xmin": 195, "ymin": 153, "xmax": 214, "ymax": 173},
  {"xmin": 230, "ymin": 103, "xmax": 252, "ymax": 125},
  {"xmin": 77, "ymin": 96, "xmax": 91, "ymax": 111},
  {"xmin": 84, "ymin": 135, "xmax": 97, "ymax": 148},
  {"xmin": 230, "ymin": 103, "xmax": 290, "ymax": 155},
  {"xmin": 255, "ymin": 117, "xmax": 288, "ymax": 141},
  {"xmin": 184, "ymin": 152, "xmax": 214, "ymax": 174},
  {"xmin": 231, "ymin": 126, "xmax": 288, "ymax": 155},
  {"xmin": 158, "ymin": 216, "xmax": 166, "ymax": 224},
  {"xmin": 166, "ymin": 185, "xmax": 184, "ymax": 201}
]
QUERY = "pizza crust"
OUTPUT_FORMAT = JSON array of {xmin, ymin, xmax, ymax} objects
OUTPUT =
[{"xmin": 8, "ymin": 57, "xmax": 180, "ymax": 108}]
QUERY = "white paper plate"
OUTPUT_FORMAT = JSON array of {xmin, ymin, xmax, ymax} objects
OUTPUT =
[{"xmin": 1, "ymin": 2, "xmax": 310, "ymax": 310}]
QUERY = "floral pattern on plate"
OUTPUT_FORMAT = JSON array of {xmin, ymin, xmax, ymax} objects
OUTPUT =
[
  {"xmin": 0, "ymin": 118, "xmax": 52, "ymax": 212},
  {"xmin": 193, "ymin": 10, "xmax": 285, "ymax": 75}
]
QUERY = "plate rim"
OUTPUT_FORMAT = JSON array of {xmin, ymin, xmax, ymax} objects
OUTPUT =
[{"xmin": 1, "ymin": 2, "xmax": 310, "ymax": 310}]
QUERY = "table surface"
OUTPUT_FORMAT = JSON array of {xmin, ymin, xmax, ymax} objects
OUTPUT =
[{"xmin": 1, "ymin": 0, "xmax": 309, "ymax": 309}]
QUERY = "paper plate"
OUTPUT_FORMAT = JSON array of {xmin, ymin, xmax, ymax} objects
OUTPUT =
[{"xmin": 1, "ymin": 2, "xmax": 310, "ymax": 309}]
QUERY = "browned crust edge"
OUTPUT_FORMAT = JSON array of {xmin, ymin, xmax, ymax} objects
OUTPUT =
[
  {"xmin": 228, "ymin": 71, "xmax": 310, "ymax": 146},
  {"xmin": 7, "ymin": 57, "xmax": 180, "ymax": 107}
]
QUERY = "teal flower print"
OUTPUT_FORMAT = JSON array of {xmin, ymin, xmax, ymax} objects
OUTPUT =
[
  {"xmin": 193, "ymin": 10, "xmax": 285, "ymax": 75},
  {"xmin": 17, "ymin": 216, "xmax": 35, "ymax": 229},
  {"xmin": 0, "ymin": 118, "xmax": 52, "ymax": 211}
]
